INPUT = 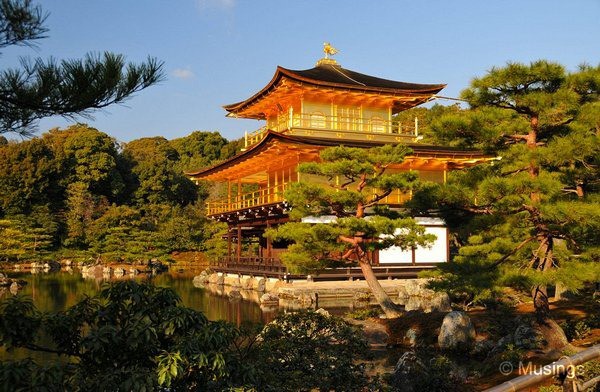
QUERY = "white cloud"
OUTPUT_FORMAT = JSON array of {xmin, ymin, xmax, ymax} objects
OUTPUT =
[
  {"xmin": 196, "ymin": 0, "xmax": 235, "ymax": 10},
  {"xmin": 172, "ymin": 68, "xmax": 195, "ymax": 80}
]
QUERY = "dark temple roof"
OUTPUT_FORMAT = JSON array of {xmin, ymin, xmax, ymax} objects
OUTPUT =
[
  {"xmin": 286, "ymin": 64, "xmax": 446, "ymax": 92},
  {"xmin": 223, "ymin": 63, "xmax": 446, "ymax": 114}
]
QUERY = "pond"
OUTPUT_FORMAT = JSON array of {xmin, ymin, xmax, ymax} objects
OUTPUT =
[
  {"xmin": 2, "ymin": 268, "xmax": 279, "ymax": 326},
  {"xmin": 1, "ymin": 268, "xmax": 400, "ymax": 371}
]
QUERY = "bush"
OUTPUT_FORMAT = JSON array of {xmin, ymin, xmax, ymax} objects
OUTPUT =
[
  {"xmin": 561, "ymin": 319, "xmax": 591, "ymax": 342},
  {"xmin": 345, "ymin": 307, "xmax": 382, "ymax": 320},
  {"xmin": 388, "ymin": 350, "xmax": 471, "ymax": 392},
  {"xmin": 254, "ymin": 310, "xmax": 371, "ymax": 392},
  {"xmin": 0, "ymin": 283, "xmax": 379, "ymax": 391},
  {"xmin": 0, "ymin": 281, "xmax": 254, "ymax": 391}
]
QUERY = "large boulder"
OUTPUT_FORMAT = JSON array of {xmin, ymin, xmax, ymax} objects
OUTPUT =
[
  {"xmin": 404, "ymin": 291, "xmax": 451, "ymax": 313},
  {"xmin": 260, "ymin": 293, "xmax": 279, "ymax": 306},
  {"xmin": 438, "ymin": 311, "xmax": 476, "ymax": 350},
  {"xmin": 192, "ymin": 273, "xmax": 209, "ymax": 287},
  {"xmin": 392, "ymin": 351, "xmax": 427, "ymax": 392}
]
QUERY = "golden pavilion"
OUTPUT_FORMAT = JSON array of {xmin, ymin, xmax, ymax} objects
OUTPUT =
[{"xmin": 187, "ymin": 47, "xmax": 492, "ymax": 279}]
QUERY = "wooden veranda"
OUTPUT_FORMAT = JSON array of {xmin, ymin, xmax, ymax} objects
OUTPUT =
[{"xmin": 210, "ymin": 256, "xmax": 440, "ymax": 281}]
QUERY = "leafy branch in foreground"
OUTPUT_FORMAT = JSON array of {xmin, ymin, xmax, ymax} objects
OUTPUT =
[{"xmin": 0, "ymin": 281, "xmax": 373, "ymax": 391}]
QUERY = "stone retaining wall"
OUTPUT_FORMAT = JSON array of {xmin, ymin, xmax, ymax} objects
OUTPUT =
[{"xmin": 193, "ymin": 271, "xmax": 451, "ymax": 312}]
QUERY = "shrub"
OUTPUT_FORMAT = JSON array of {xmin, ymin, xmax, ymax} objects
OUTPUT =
[
  {"xmin": 254, "ymin": 310, "xmax": 371, "ymax": 392},
  {"xmin": 345, "ymin": 307, "xmax": 382, "ymax": 320},
  {"xmin": 0, "ymin": 281, "xmax": 253, "ymax": 391},
  {"xmin": 560, "ymin": 319, "xmax": 591, "ymax": 342}
]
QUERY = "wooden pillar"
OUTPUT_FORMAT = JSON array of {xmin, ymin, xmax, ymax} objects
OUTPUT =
[
  {"xmin": 266, "ymin": 221, "xmax": 272, "ymax": 258},
  {"xmin": 274, "ymin": 170, "xmax": 279, "ymax": 200},
  {"xmin": 227, "ymin": 179, "xmax": 232, "ymax": 203},
  {"xmin": 236, "ymin": 225, "xmax": 242, "ymax": 263},
  {"xmin": 237, "ymin": 179, "xmax": 242, "ymax": 209},
  {"xmin": 267, "ymin": 172, "xmax": 271, "ymax": 203},
  {"xmin": 227, "ymin": 229, "xmax": 232, "ymax": 259}
]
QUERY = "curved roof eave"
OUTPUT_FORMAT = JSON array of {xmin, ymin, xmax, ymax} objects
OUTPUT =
[
  {"xmin": 223, "ymin": 65, "xmax": 446, "ymax": 115},
  {"xmin": 185, "ymin": 130, "xmax": 491, "ymax": 179}
]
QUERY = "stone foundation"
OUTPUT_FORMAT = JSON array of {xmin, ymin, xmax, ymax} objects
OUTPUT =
[{"xmin": 193, "ymin": 271, "xmax": 451, "ymax": 312}]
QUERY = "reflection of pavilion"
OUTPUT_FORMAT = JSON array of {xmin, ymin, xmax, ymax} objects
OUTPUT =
[{"xmin": 188, "ymin": 55, "xmax": 492, "ymax": 279}]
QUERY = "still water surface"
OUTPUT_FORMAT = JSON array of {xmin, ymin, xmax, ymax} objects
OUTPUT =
[
  {"xmin": 1, "ymin": 269, "xmax": 283, "ymax": 363},
  {"xmin": 3, "ymin": 269, "xmax": 278, "ymax": 325}
]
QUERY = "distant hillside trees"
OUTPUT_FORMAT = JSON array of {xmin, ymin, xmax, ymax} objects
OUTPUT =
[{"xmin": 0, "ymin": 124, "xmax": 240, "ymax": 262}]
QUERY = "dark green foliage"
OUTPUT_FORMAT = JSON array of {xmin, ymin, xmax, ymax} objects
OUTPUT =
[
  {"xmin": 0, "ymin": 283, "xmax": 375, "ymax": 391},
  {"xmin": 170, "ymin": 130, "xmax": 230, "ymax": 171},
  {"xmin": 268, "ymin": 144, "xmax": 431, "ymax": 273},
  {"xmin": 0, "ymin": 0, "xmax": 47, "ymax": 50},
  {"xmin": 419, "ymin": 61, "xmax": 600, "ymax": 319},
  {"xmin": 0, "ymin": 137, "xmax": 59, "ymax": 215},
  {"xmin": 0, "ymin": 281, "xmax": 252, "ymax": 391},
  {"xmin": 254, "ymin": 311, "xmax": 371, "ymax": 392},
  {"xmin": 122, "ymin": 137, "xmax": 198, "ymax": 206},
  {"xmin": 345, "ymin": 307, "xmax": 382, "ymax": 320},
  {"xmin": 560, "ymin": 319, "xmax": 591, "ymax": 342},
  {"xmin": 388, "ymin": 351, "xmax": 471, "ymax": 392},
  {"xmin": 0, "ymin": 124, "xmax": 238, "ymax": 261}
]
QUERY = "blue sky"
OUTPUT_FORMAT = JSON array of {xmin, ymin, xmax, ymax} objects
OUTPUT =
[{"xmin": 3, "ymin": 0, "xmax": 599, "ymax": 142}]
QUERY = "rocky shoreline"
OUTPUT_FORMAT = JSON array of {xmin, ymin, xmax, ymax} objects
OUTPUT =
[{"xmin": 192, "ymin": 270, "xmax": 452, "ymax": 312}]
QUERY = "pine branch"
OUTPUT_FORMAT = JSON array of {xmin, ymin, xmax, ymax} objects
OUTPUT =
[
  {"xmin": 1, "ymin": 53, "xmax": 164, "ymax": 135},
  {"xmin": 489, "ymin": 236, "xmax": 535, "ymax": 268},
  {"xmin": 364, "ymin": 189, "xmax": 393, "ymax": 208},
  {"xmin": 0, "ymin": 0, "xmax": 48, "ymax": 50}
]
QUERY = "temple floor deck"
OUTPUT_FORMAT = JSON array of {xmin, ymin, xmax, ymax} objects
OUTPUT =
[{"xmin": 211, "ymin": 257, "xmax": 440, "ymax": 281}]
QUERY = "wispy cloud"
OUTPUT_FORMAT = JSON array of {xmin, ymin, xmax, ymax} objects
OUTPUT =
[
  {"xmin": 196, "ymin": 0, "xmax": 235, "ymax": 11},
  {"xmin": 172, "ymin": 68, "xmax": 195, "ymax": 80}
]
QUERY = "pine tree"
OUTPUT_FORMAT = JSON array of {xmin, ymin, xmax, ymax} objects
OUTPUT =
[
  {"xmin": 266, "ymin": 145, "xmax": 434, "ymax": 318},
  {"xmin": 422, "ymin": 61, "xmax": 600, "ymax": 348},
  {"xmin": 0, "ymin": 0, "xmax": 163, "ymax": 136}
]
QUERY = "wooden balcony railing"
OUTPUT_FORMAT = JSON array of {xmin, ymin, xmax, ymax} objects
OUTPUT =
[
  {"xmin": 206, "ymin": 182, "xmax": 291, "ymax": 215},
  {"xmin": 206, "ymin": 180, "xmax": 411, "ymax": 216},
  {"xmin": 243, "ymin": 114, "xmax": 419, "ymax": 149}
]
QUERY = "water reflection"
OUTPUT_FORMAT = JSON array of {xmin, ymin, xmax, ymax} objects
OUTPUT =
[{"xmin": 3, "ymin": 269, "xmax": 278, "ymax": 326}]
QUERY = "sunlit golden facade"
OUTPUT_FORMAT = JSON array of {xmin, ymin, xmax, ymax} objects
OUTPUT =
[{"xmin": 187, "ymin": 56, "xmax": 492, "ymax": 278}]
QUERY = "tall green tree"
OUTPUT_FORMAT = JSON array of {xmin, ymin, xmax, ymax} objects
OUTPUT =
[
  {"xmin": 267, "ymin": 145, "xmax": 434, "ymax": 318},
  {"xmin": 0, "ymin": 0, "xmax": 163, "ymax": 136},
  {"xmin": 44, "ymin": 125, "xmax": 126, "ymax": 199},
  {"xmin": 170, "ymin": 131, "xmax": 230, "ymax": 172},
  {"xmin": 422, "ymin": 61, "xmax": 600, "ymax": 347},
  {"xmin": 122, "ymin": 137, "xmax": 197, "ymax": 206},
  {"xmin": 0, "ymin": 137, "xmax": 59, "ymax": 215}
]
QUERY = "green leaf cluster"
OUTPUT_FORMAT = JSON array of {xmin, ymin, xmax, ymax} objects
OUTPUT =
[
  {"xmin": 268, "ymin": 144, "xmax": 433, "ymax": 273},
  {"xmin": 0, "ymin": 282, "xmax": 373, "ymax": 391}
]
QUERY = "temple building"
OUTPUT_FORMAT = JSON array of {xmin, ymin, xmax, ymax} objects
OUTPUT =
[{"xmin": 187, "ymin": 49, "xmax": 492, "ymax": 280}]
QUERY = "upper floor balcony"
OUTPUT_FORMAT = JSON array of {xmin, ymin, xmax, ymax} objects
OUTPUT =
[
  {"xmin": 242, "ymin": 113, "xmax": 419, "ymax": 150},
  {"xmin": 206, "ymin": 180, "xmax": 412, "ymax": 217}
]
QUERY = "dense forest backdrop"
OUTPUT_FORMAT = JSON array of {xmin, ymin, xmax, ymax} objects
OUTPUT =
[{"xmin": 0, "ymin": 125, "xmax": 241, "ymax": 262}]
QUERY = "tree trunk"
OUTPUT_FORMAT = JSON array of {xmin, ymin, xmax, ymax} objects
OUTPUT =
[
  {"xmin": 358, "ymin": 260, "xmax": 403, "ymax": 318},
  {"xmin": 528, "ymin": 114, "xmax": 541, "ymax": 203}
]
